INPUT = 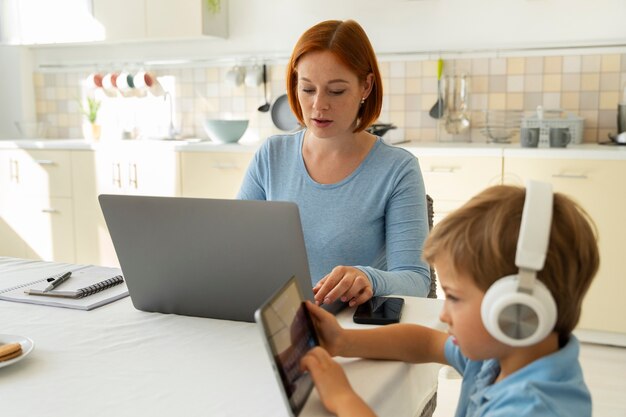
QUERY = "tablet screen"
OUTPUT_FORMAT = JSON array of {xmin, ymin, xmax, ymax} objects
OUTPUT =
[{"xmin": 255, "ymin": 277, "xmax": 319, "ymax": 416}]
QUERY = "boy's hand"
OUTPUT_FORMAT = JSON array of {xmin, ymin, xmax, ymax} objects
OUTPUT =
[
  {"xmin": 305, "ymin": 301, "xmax": 345, "ymax": 356},
  {"xmin": 313, "ymin": 266, "xmax": 373, "ymax": 307},
  {"xmin": 301, "ymin": 347, "xmax": 374, "ymax": 417}
]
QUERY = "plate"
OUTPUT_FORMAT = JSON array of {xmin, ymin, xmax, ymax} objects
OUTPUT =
[
  {"xmin": 271, "ymin": 94, "xmax": 301, "ymax": 132},
  {"xmin": 0, "ymin": 334, "xmax": 35, "ymax": 369}
]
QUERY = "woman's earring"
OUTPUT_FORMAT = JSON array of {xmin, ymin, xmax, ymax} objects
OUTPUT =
[{"xmin": 360, "ymin": 97, "xmax": 366, "ymax": 106}]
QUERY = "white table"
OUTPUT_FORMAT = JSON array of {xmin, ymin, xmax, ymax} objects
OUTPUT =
[{"xmin": 0, "ymin": 257, "xmax": 444, "ymax": 417}]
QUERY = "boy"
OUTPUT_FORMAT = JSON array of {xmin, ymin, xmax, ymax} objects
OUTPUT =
[{"xmin": 301, "ymin": 183, "xmax": 600, "ymax": 417}]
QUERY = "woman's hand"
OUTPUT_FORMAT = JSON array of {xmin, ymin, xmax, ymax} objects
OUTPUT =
[
  {"xmin": 301, "ymin": 347, "xmax": 375, "ymax": 417},
  {"xmin": 313, "ymin": 266, "xmax": 373, "ymax": 307}
]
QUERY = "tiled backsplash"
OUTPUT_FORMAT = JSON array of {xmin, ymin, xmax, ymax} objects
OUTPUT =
[{"xmin": 34, "ymin": 52, "xmax": 626, "ymax": 144}]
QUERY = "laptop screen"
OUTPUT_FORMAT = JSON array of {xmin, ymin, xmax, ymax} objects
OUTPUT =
[{"xmin": 255, "ymin": 276, "xmax": 319, "ymax": 416}]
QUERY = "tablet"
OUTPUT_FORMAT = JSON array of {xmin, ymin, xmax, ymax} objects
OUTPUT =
[{"xmin": 255, "ymin": 276, "xmax": 319, "ymax": 417}]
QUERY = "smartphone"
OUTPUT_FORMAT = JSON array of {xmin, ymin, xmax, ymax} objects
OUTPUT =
[{"xmin": 353, "ymin": 296, "xmax": 404, "ymax": 325}]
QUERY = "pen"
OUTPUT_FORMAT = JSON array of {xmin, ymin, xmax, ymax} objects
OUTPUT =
[{"xmin": 43, "ymin": 271, "xmax": 72, "ymax": 292}]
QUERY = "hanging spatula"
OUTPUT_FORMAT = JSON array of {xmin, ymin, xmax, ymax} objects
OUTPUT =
[{"xmin": 429, "ymin": 58, "xmax": 444, "ymax": 119}]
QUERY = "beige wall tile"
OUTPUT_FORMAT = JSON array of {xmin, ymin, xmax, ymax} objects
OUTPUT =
[
  {"xmin": 599, "ymin": 92, "xmax": 619, "ymax": 110},
  {"xmin": 542, "ymin": 92, "xmax": 560, "ymax": 109},
  {"xmin": 524, "ymin": 74, "xmax": 543, "ymax": 92},
  {"xmin": 405, "ymin": 95, "xmax": 421, "ymax": 112},
  {"xmin": 405, "ymin": 78, "xmax": 422, "ymax": 94},
  {"xmin": 422, "ymin": 60, "xmax": 438, "ymax": 77},
  {"xmin": 421, "ymin": 77, "xmax": 438, "ymax": 95},
  {"xmin": 507, "ymin": 75, "xmax": 524, "ymax": 92},
  {"xmin": 561, "ymin": 92, "xmax": 580, "ymax": 111},
  {"xmin": 525, "ymin": 57, "xmax": 543, "ymax": 74},
  {"xmin": 563, "ymin": 56, "xmax": 582, "ymax": 73},
  {"xmin": 470, "ymin": 76, "xmax": 489, "ymax": 93},
  {"xmin": 543, "ymin": 74, "xmax": 562, "ymax": 92},
  {"xmin": 470, "ymin": 93, "xmax": 488, "ymax": 110},
  {"xmin": 488, "ymin": 93, "xmax": 506, "ymax": 110},
  {"xmin": 506, "ymin": 93, "xmax": 524, "ymax": 110},
  {"xmin": 389, "ymin": 61, "xmax": 406, "ymax": 78},
  {"xmin": 580, "ymin": 110, "xmax": 598, "ymax": 128},
  {"xmin": 489, "ymin": 58, "xmax": 507, "ymax": 75},
  {"xmin": 389, "ymin": 78, "xmax": 406, "ymax": 95},
  {"xmin": 389, "ymin": 95, "xmax": 405, "ymax": 111},
  {"xmin": 544, "ymin": 56, "xmax": 562, "ymax": 74},
  {"xmin": 489, "ymin": 75, "xmax": 507, "ymax": 92},
  {"xmin": 405, "ymin": 61, "xmax": 422, "ymax": 77},
  {"xmin": 582, "ymin": 55, "xmax": 602, "ymax": 73},
  {"xmin": 580, "ymin": 92, "xmax": 600, "ymax": 110},
  {"xmin": 600, "ymin": 73, "xmax": 620, "ymax": 91},
  {"xmin": 422, "ymin": 93, "xmax": 438, "ymax": 111},
  {"xmin": 581, "ymin": 73, "xmax": 600, "ymax": 91},
  {"xmin": 405, "ymin": 111, "xmax": 422, "ymax": 128},
  {"xmin": 507, "ymin": 57, "xmax": 525, "ymax": 75},
  {"xmin": 562, "ymin": 74, "xmax": 581, "ymax": 92},
  {"xmin": 601, "ymin": 54, "xmax": 621, "ymax": 72},
  {"xmin": 471, "ymin": 58, "xmax": 489, "ymax": 76}
]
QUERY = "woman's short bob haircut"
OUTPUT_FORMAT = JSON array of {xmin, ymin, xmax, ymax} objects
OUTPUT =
[{"xmin": 286, "ymin": 20, "xmax": 383, "ymax": 133}]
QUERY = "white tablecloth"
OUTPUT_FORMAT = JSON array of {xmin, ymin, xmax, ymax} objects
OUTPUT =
[{"xmin": 0, "ymin": 257, "xmax": 444, "ymax": 417}]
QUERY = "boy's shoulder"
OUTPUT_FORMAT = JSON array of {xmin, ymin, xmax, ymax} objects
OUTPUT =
[{"xmin": 453, "ymin": 337, "xmax": 591, "ymax": 417}]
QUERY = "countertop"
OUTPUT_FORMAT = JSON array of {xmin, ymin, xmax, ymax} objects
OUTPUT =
[{"xmin": 2, "ymin": 138, "xmax": 626, "ymax": 160}]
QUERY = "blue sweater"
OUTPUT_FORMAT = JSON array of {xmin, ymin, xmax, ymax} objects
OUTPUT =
[{"xmin": 237, "ymin": 130, "xmax": 431, "ymax": 297}]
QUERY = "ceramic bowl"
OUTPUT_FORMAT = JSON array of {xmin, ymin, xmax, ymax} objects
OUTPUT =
[{"xmin": 202, "ymin": 119, "xmax": 249, "ymax": 143}]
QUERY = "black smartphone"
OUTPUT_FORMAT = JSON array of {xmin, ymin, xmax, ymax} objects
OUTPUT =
[{"xmin": 353, "ymin": 296, "xmax": 404, "ymax": 325}]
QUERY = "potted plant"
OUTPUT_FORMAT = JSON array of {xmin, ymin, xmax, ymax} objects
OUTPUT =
[{"xmin": 80, "ymin": 96, "xmax": 101, "ymax": 141}]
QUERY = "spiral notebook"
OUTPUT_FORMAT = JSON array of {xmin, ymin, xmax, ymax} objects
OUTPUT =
[{"xmin": 0, "ymin": 265, "xmax": 129, "ymax": 310}]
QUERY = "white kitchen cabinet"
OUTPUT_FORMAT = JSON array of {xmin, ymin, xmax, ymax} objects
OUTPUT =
[
  {"xmin": 0, "ymin": 149, "xmax": 75, "ymax": 262},
  {"xmin": 503, "ymin": 155, "xmax": 626, "ymax": 339},
  {"xmin": 413, "ymin": 154, "xmax": 503, "ymax": 224},
  {"xmin": 72, "ymin": 148, "xmax": 181, "ymax": 267},
  {"xmin": 181, "ymin": 151, "xmax": 253, "ymax": 199},
  {"xmin": 92, "ymin": 0, "xmax": 228, "ymax": 42}
]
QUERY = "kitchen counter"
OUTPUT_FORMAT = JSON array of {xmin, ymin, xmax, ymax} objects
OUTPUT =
[{"xmin": 2, "ymin": 139, "xmax": 626, "ymax": 160}]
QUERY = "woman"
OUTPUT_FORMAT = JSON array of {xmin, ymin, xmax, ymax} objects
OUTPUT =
[{"xmin": 238, "ymin": 19, "xmax": 430, "ymax": 307}]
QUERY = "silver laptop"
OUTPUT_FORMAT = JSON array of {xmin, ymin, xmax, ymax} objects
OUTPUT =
[{"xmin": 98, "ymin": 194, "xmax": 314, "ymax": 322}]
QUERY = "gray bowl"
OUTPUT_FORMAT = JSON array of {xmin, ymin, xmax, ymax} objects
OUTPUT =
[{"xmin": 202, "ymin": 119, "xmax": 249, "ymax": 143}]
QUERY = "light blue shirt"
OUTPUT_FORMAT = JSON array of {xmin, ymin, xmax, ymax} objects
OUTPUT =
[
  {"xmin": 444, "ymin": 335, "xmax": 591, "ymax": 417},
  {"xmin": 237, "ymin": 130, "xmax": 431, "ymax": 297}
]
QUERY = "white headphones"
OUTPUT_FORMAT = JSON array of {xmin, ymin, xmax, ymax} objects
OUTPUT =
[{"xmin": 481, "ymin": 180, "xmax": 558, "ymax": 347}]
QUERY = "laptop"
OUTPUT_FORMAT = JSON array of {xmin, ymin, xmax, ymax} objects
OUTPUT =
[
  {"xmin": 98, "ymin": 194, "xmax": 315, "ymax": 322},
  {"xmin": 255, "ymin": 275, "xmax": 319, "ymax": 416}
]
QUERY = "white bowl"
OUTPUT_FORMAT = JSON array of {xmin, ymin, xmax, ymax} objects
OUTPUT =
[{"xmin": 202, "ymin": 119, "xmax": 249, "ymax": 143}]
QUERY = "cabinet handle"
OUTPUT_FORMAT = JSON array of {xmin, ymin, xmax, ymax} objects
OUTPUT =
[
  {"xmin": 9, "ymin": 159, "xmax": 19, "ymax": 182},
  {"xmin": 41, "ymin": 208, "xmax": 59, "ymax": 214},
  {"xmin": 426, "ymin": 166, "xmax": 458, "ymax": 173},
  {"xmin": 128, "ymin": 163, "xmax": 138, "ymax": 188},
  {"xmin": 210, "ymin": 163, "xmax": 239, "ymax": 169},
  {"xmin": 112, "ymin": 163, "xmax": 122, "ymax": 188},
  {"xmin": 35, "ymin": 160, "xmax": 55, "ymax": 166},
  {"xmin": 552, "ymin": 173, "xmax": 588, "ymax": 180}
]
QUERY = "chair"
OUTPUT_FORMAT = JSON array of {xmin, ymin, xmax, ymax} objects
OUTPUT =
[
  {"xmin": 426, "ymin": 194, "xmax": 437, "ymax": 299},
  {"xmin": 420, "ymin": 194, "xmax": 438, "ymax": 417}
]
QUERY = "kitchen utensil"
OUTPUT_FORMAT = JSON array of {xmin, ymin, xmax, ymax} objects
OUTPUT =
[
  {"xmin": 257, "ymin": 64, "xmax": 270, "ymax": 113},
  {"xmin": 549, "ymin": 127, "xmax": 571, "ymax": 148},
  {"xmin": 443, "ymin": 73, "xmax": 470, "ymax": 134},
  {"xmin": 85, "ymin": 72, "xmax": 103, "ymax": 89},
  {"xmin": 618, "ymin": 104, "xmax": 626, "ymax": 134},
  {"xmin": 429, "ymin": 58, "xmax": 444, "ymax": 119},
  {"xmin": 608, "ymin": 132, "xmax": 626, "ymax": 144},
  {"xmin": 202, "ymin": 119, "xmax": 249, "ymax": 143},
  {"xmin": 480, "ymin": 109, "xmax": 523, "ymax": 143},
  {"xmin": 271, "ymin": 94, "xmax": 300, "ymax": 131},
  {"xmin": 366, "ymin": 123, "xmax": 396, "ymax": 137}
]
